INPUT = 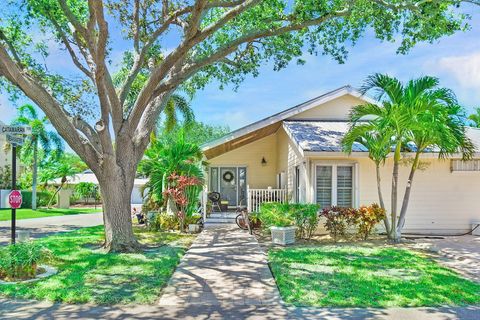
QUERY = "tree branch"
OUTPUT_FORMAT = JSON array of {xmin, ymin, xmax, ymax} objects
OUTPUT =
[{"xmin": 0, "ymin": 43, "xmax": 101, "ymax": 170}]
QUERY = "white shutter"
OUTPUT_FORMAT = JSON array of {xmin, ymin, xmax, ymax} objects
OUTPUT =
[
  {"xmin": 316, "ymin": 166, "xmax": 332, "ymax": 208},
  {"xmin": 336, "ymin": 166, "xmax": 353, "ymax": 207}
]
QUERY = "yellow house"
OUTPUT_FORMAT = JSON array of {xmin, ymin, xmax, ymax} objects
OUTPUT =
[{"xmin": 201, "ymin": 86, "xmax": 480, "ymax": 235}]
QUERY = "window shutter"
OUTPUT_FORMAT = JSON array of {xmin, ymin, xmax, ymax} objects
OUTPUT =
[
  {"xmin": 316, "ymin": 166, "xmax": 332, "ymax": 208},
  {"xmin": 337, "ymin": 166, "xmax": 353, "ymax": 207}
]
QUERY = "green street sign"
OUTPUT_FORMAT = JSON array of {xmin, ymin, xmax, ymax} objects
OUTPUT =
[{"xmin": 0, "ymin": 125, "xmax": 32, "ymax": 135}]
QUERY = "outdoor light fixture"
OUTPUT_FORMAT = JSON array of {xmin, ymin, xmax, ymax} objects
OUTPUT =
[{"xmin": 261, "ymin": 157, "xmax": 267, "ymax": 166}]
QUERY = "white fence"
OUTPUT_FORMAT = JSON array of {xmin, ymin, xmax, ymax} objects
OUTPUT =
[{"xmin": 247, "ymin": 187, "xmax": 288, "ymax": 213}]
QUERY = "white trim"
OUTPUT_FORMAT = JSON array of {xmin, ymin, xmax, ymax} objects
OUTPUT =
[
  {"xmin": 312, "ymin": 160, "xmax": 358, "ymax": 208},
  {"xmin": 201, "ymin": 86, "xmax": 375, "ymax": 152}
]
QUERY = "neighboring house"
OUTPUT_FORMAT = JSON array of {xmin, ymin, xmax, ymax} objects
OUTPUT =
[
  {"xmin": 51, "ymin": 170, "xmax": 147, "ymax": 206},
  {"xmin": 201, "ymin": 86, "xmax": 480, "ymax": 234}
]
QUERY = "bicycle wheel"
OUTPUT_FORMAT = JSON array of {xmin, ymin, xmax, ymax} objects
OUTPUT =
[{"xmin": 236, "ymin": 213, "xmax": 248, "ymax": 230}]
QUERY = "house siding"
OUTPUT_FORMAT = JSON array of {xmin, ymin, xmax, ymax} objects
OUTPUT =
[
  {"xmin": 289, "ymin": 95, "xmax": 365, "ymax": 120},
  {"xmin": 308, "ymin": 156, "xmax": 480, "ymax": 234},
  {"xmin": 208, "ymin": 134, "xmax": 278, "ymax": 189}
]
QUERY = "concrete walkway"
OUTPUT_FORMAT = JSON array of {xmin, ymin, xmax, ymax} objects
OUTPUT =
[
  {"xmin": 158, "ymin": 226, "xmax": 282, "ymax": 306},
  {"xmin": 0, "ymin": 212, "xmax": 103, "ymax": 245},
  {"xmin": 414, "ymin": 235, "xmax": 480, "ymax": 283}
]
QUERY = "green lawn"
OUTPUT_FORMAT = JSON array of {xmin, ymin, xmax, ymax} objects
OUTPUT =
[
  {"xmin": 0, "ymin": 226, "xmax": 196, "ymax": 304},
  {"xmin": 269, "ymin": 245, "xmax": 480, "ymax": 308},
  {"xmin": 0, "ymin": 208, "xmax": 102, "ymax": 221}
]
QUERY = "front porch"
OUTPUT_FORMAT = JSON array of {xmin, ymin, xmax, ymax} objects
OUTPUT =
[{"xmin": 201, "ymin": 187, "xmax": 289, "ymax": 225}]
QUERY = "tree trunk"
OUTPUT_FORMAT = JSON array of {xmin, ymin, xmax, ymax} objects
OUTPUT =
[
  {"xmin": 389, "ymin": 142, "xmax": 402, "ymax": 241},
  {"xmin": 396, "ymin": 152, "xmax": 420, "ymax": 239},
  {"xmin": 97, "ymin": 166, "xmax": 140, "ymax": 253},
  {"xmin": 375, "ymin": 162, "xmax": 390, "ymax": 234},
  {"xmin": 32, "ymin": 141, "xmax": 38, "ymax": 210}
]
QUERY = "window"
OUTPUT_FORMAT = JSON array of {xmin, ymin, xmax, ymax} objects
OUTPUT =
[
  {"xmin": 316, "ymin": 164, "xmax": 354, "ymax": 209},
  {"xmin": 451, "ymin": 160, "xmax": 480, "ymax": 172}
]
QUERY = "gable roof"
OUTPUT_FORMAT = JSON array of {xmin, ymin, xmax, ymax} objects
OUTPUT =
[
  {"xmin": 283, "ymin": 120, "xmax": 367, "ymax": 152},
  {"xmin": 202, "ymin": 85, "xmax": 374, "ymax": 158}
]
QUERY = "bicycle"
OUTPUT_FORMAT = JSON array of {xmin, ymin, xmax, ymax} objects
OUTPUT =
[{"xmin": 235, "ymin": 201, "xmax": 252, "ymax": 235}]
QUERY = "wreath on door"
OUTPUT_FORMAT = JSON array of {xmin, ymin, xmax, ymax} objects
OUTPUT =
[{"xmin": 222, "ymin": 171, "xmax": 234, "ymax": 182}]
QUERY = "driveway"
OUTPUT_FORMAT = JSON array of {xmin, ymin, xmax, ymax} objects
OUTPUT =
[
  {"xmin": 414, "ymin": 235, "xmax": 480, "ymax": 283},
  {"xmin": 0, "ymin": 212, "xmax": 103, "ymax": 245}
]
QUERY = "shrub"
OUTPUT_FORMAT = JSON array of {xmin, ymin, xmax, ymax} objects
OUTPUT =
[
  {"xmin": 259, "ymin": 203, "xmax": 320, "ymax": 238},
  {"xmin": 259, "ymin": 203, "xmax": 295, "ymax": 228},
  {"xmin": 321, "ymin": 207, "xmax": 358, "ymax": 242},
  {"xmin": 0, "ymin": 242, "xmax": 52, "ymax": 281},
  {"xmin": 356, "ymin": 204, "xmax": 386, "ymax": 240},
  {"xmin": 290, "ymin": 204, "xmax": 320, "ymax": 239},
  {"xmin": 148, "ymin": 212, "xmax": 179, "ymax": 231}
]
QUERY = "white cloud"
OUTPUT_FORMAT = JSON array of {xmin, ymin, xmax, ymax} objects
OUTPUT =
[{"xmin": 436, "ymin": 52, "xmax": 480, "ymax": 88}]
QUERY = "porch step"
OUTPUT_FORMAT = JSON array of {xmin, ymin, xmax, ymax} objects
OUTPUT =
[
  {"xmin": 209, "ymin": 212, "xmax": 238, "ymax": 219},
  {"xmin": 205, "ymin": 218, "xmax": 236, "ymax": 224},
  {"xmin": 204, "ymin": 223, "xmax": 238, "ymax": 229}
]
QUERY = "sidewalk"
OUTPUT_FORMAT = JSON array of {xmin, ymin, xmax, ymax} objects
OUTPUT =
[{"xmin": 158, "ymin": 226, "xmax": 282, "ymax": 306}]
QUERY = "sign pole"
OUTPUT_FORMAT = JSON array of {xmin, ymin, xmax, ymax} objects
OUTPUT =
[{"xmin": 11, "ymin": 144, "xmax": 16, "ymax": 245}]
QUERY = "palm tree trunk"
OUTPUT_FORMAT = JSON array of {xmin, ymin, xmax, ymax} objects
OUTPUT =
[
  {"xmin": 390, "ymin": 142, "xmax": 402, "ymax": 241},
  {"xmin": 396, "ymin": 151, "xmax": 420, "ymax": 239},
  {"xmin": 32, "ymin": 141, "xmax": 38, "ymax": 210},
  {"xmin": 375, "ymin": 162, "xmax": 390, "ymax": 233},
  {"xmin": 47, "ymin": 182, "xmax": 63, "ymax": 208}
]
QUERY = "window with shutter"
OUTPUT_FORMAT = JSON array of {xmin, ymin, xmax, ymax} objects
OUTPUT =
[
  {"xmin": 337, "ymin": 166, "xmax": 353, "ymax": 207},
  {"xmin": 316, "ymin": 166, "xmax": 332, "ymax": 209},
  {"xmin": 315, "ymin": 164, "xmax": 355, "ymax": 208}
]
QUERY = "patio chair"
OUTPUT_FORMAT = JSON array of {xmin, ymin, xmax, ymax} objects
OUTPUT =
[{"xmin": 208, "ymin": 192, "xmax": 222, "ymax": 212}]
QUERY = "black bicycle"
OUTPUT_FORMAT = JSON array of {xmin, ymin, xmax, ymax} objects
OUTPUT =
[{"xmin": 235, "ymin": 201, "xmax": 252, "ymax": 234}]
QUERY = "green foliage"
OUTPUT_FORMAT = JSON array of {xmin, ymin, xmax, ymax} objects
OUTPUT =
[
  {"xmin": 356, "ymin": 204, "xmax": 386, "ymax": 240},
  {"xmin": 0, "ymin": 226, "xmax": 196, "ymax": 304},
  {"xmin": 0, "ymin": 165, "xmax": 11, "ymax": 189},
  {"xmin": 157, "ymin": 120, "xmax": 230, "ymax": 146},
  {"xmin": 468, "ymin": 108, "xmax": 480, "ymax": 128},
  {"xmin": 269, "ymin": 246, "xmax": 480, "ymax": 307},
  {"xmin": 259, "ymin": 203, "xmax": 320, "ymax": 238},
  {"xmin": 0, "ymin": 208, "xmax": 102, "ymax": 221},
  {"xmin": 74, "ymin": 182, "xmax": 99, "ymax": 204},
  {"xmin": 0, "ymin": 241, "xmax": 53, "ymax": 281},
  {"xmin": 139, "ymin": 130, "xmax": 205, "ymax": 211},
  {"xmin": 148, "ymin": 212, "xmax": 179, "ymax": 232}
]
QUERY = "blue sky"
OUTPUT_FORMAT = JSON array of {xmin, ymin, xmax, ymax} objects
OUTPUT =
[{"xmin": 1, "ymin": 4, "xmax": 479, "ymax": 134}]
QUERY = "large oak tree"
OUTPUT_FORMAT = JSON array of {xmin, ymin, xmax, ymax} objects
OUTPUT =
[{"xmin": 0, "ymin": 0, "xmax": 476, "ymax": 251}]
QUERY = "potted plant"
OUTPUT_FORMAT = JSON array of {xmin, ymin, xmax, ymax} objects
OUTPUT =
[{"xmin": 259, "ymin": 203, "xmax": 297, "ymax": 245}]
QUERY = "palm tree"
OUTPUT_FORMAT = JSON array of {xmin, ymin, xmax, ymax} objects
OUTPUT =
[
  {"xmin": 139, "ymin": 130, "xmax": 205, "ymax": 212},
  {"xmin": 345, "ymin": 74, "xmax": 474, "ymax": 241},
  {"xmin": 13, "ymin": 104, "xmax": 63, "ymax": 210},
  {"xmin": 343, "ymin": 122, "xmax": 392, "ymax": 232},
  {"xmin": 46, "ymin": 154, "xmax": 86, "ymax": 208},
  {"xmin": 468, "ymin": 108, "xmax": 480, "ymax": 128}
]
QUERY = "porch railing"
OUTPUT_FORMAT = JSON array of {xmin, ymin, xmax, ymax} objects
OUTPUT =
[{"xmin": 247, "ymin": 186, "xmax": 288, "ymax": 213}]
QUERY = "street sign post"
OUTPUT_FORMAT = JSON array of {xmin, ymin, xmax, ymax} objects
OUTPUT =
[
  {"xmin": 6, "ymin": 134, "xmax": 24, "ymax": 146},
  {"xmin": 0, "ymin": 125, "xmax": 32, "ymax": 135},
  {"xmin": 0, "ymin": 125, "xmax": 30, "ymax": 244}
]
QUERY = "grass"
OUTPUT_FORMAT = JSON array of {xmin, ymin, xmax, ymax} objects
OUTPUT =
[
  {"xmin": 0, "ymin": 208, "xmax": 102, "ymax": 221},
  {"xmin": 269, "ymin": 245, "xmax": 480, "ymax": 308},
  {"xmin": 0, "ymin": 225, "xmax": 196, "ymax": 304}
]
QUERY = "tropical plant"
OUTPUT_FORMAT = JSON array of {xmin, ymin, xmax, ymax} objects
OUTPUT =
[
  {"xmin": 12, "ymin": 104, "xmax": 63, "ymax": 210},
  {"xmin": 139, "ymin": 130, "xmax": 205, "ymax": 211},
  {"xmin": 356, "ymin": 204, "xmax": 386, "ymax": 240},
  {"xmin": 75, "ymin": 182, "xmax": 99, "ymax": 205},
  {"xmin": 343, "ymin": 74, "xmax": 474, "ymax": 241},
  {"xmin": 0, "ymin": 242, "xmax": 53, "ymax": 281},
  {"xmin": 46, "ymin": 154, "xmax": 87, "ymax": 207},
  {"xmin": 321, "ymin": 206, "xmax": 358, "ymax": 242},
  {"xmin": 157, "ymin": 120, "xmax": 231, "ymax": 146},
  {"xmin": 0, "ymin": 0, "xmax": 471, "ymax": 252},
  {"xmin": 468, "ymin": 108, "xmax": 480, "ymax": 128}
]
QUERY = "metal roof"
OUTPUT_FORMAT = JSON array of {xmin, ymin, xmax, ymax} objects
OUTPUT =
[
  {"xmin": 283, "ymin": 120, "xmax": 480, "ymax": 154},
  {"xmin": 283, "ymin": 121, "xmax": 367, "ymax": 152}
]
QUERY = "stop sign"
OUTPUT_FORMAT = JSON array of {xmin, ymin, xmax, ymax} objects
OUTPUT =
[{"xmin": 8, "ymin": 190, "xmax": 22, "ymax": 209}]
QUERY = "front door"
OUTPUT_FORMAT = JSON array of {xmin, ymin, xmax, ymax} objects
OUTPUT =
[
  {"xmin": 210, "ymin": 167, "xmax": 247, "ymax": 207},
  {"xmin": 220, "ymin": 167, "xmax": 237, "ymax": 206}
]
